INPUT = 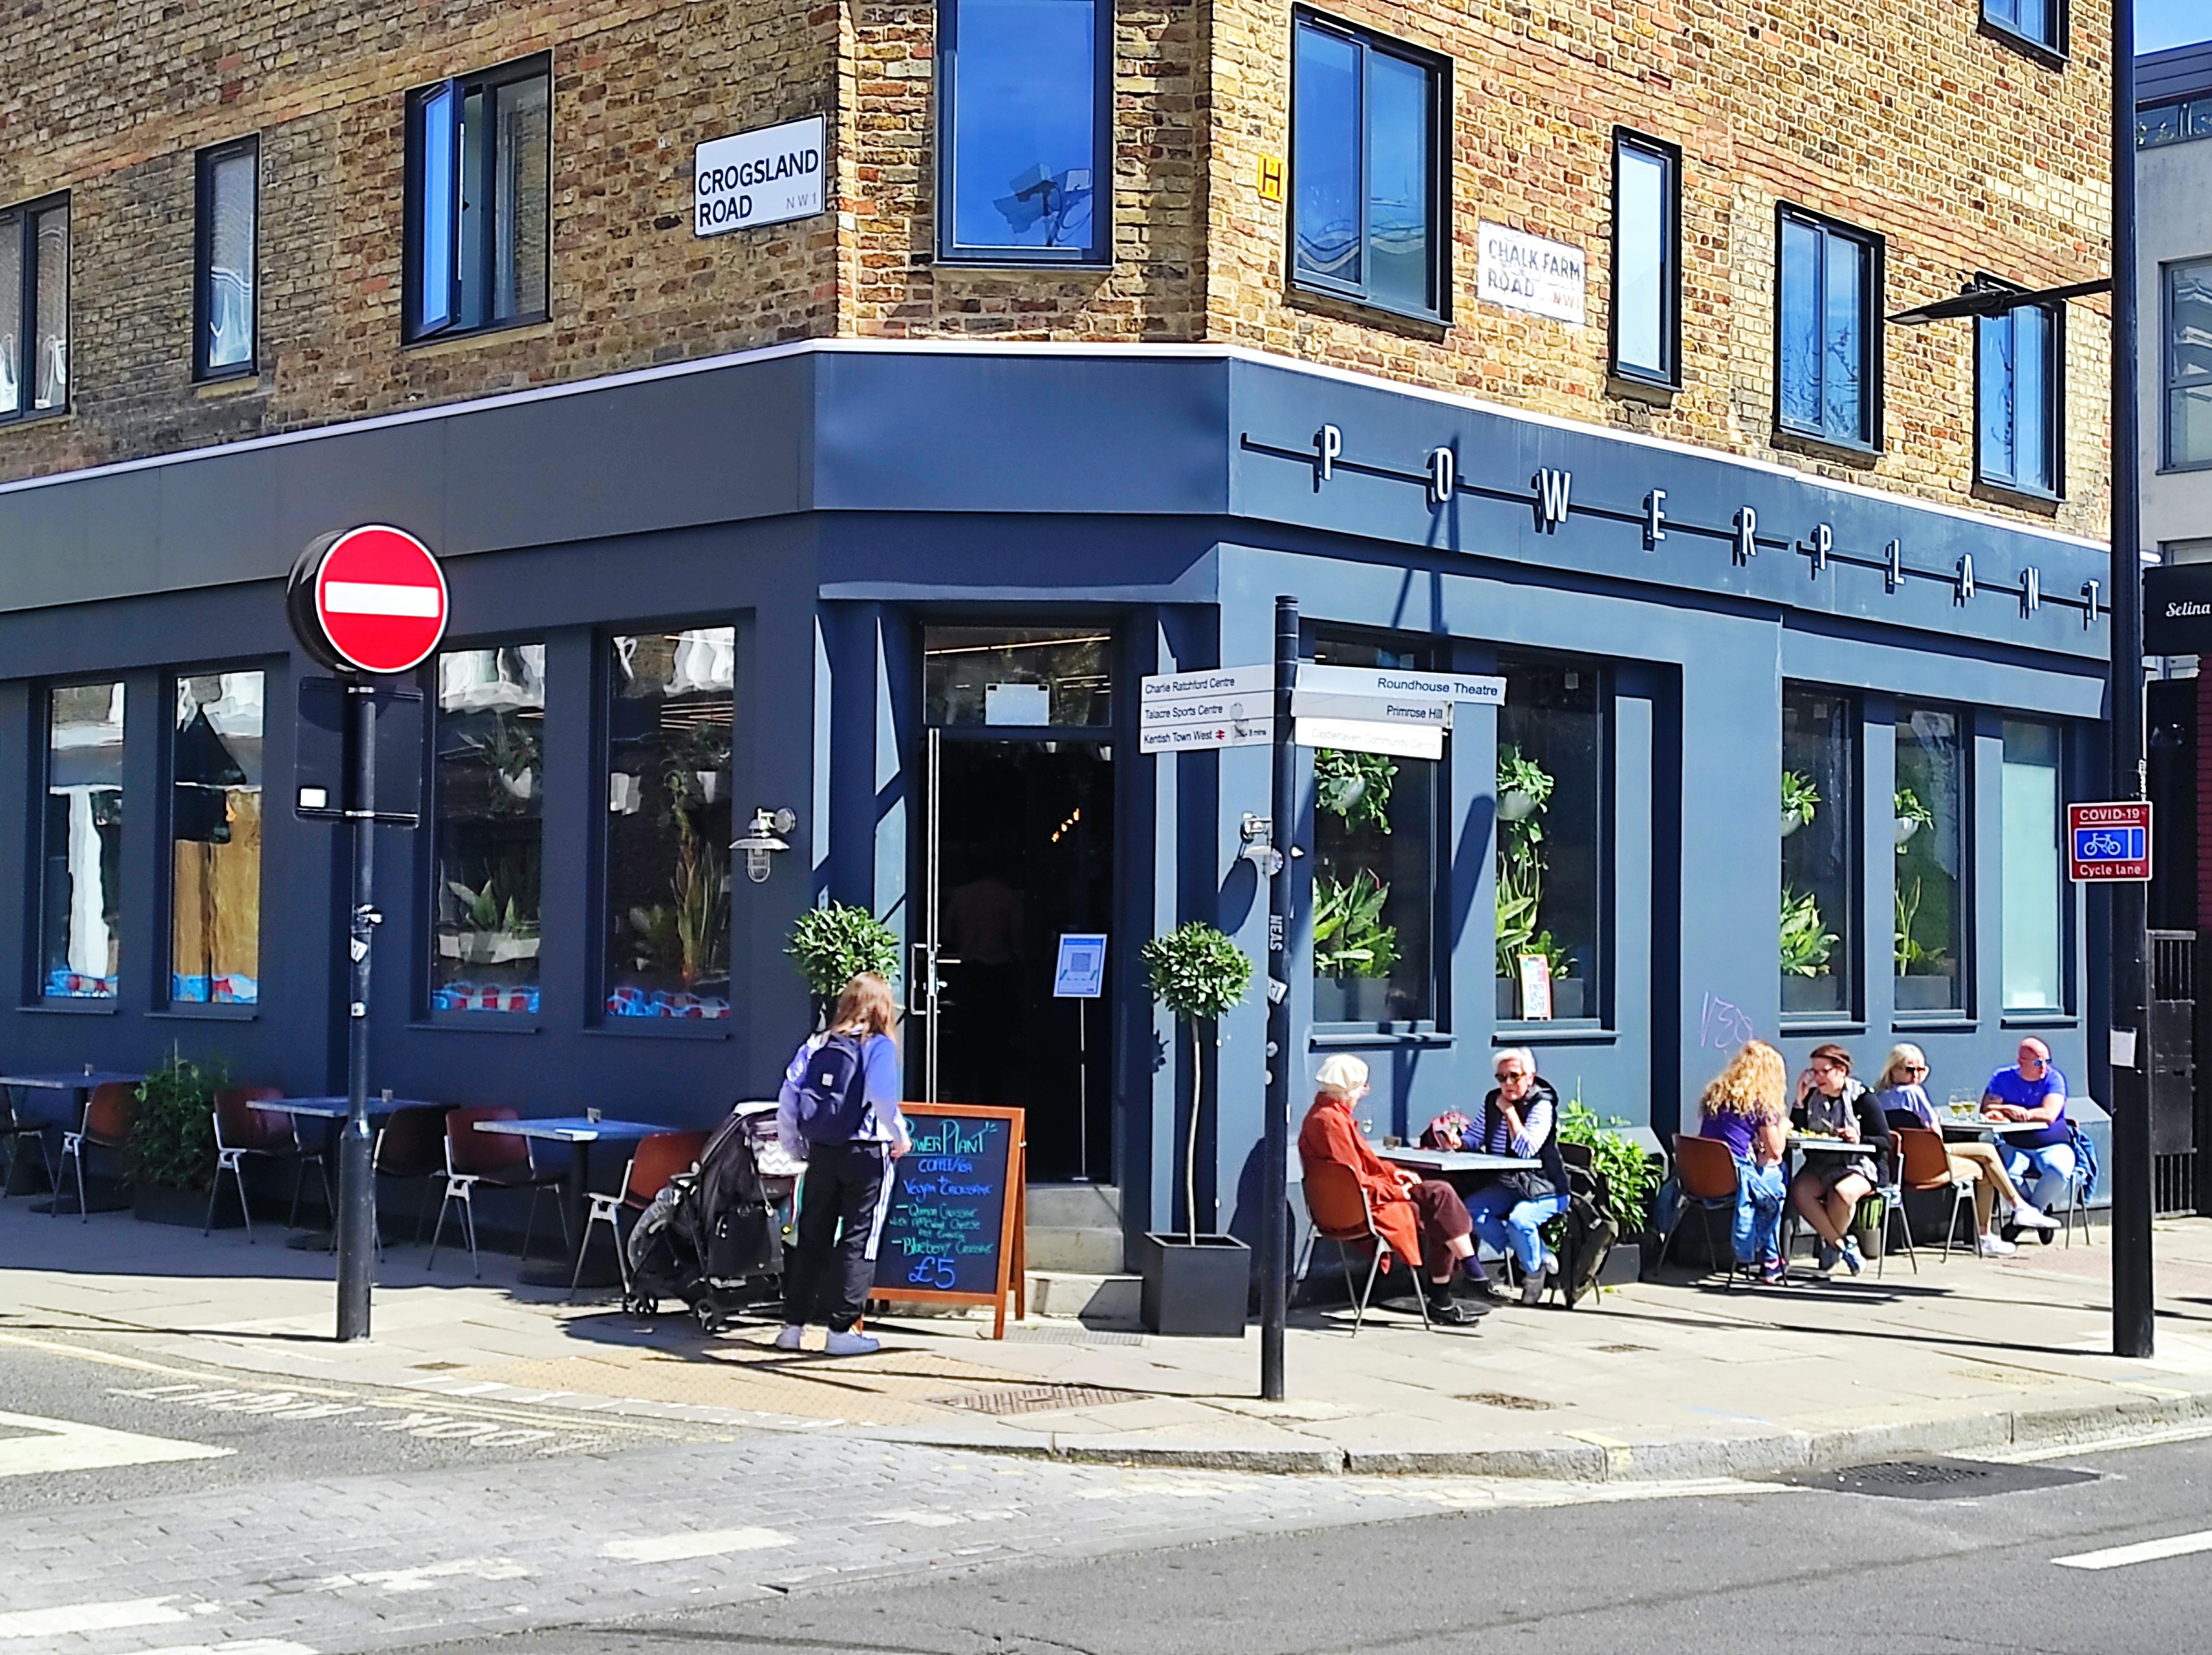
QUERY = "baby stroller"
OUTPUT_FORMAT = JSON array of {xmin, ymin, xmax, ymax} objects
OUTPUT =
[{"xmin": 625, "ymin": 1100, "xmax": 802, "ymax": 1332}]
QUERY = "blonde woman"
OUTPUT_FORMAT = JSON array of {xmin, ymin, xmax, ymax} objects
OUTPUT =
[
  {"xmin": 1873, "ymin": 1043, "xmax": 2056, "ymax": 1257},
  {"xmin": 1696, "ymin": 1041, "xmax": 1791, "ymax": 1283}
]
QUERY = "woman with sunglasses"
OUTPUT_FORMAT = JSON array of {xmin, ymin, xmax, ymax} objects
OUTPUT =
[{"xmin": 1874, "ymin": 1043, "xmax": 2055, "ymax": 1257}]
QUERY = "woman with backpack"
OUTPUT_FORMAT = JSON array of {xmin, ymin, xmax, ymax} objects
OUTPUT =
[{"xmin": 774, "ymin": 972, "xmax": 911, "ymax": 1356}]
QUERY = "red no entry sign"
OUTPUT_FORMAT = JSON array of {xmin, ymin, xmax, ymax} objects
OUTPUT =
[{"xmin": 288, "ymin": 526, "xmax": 449, "ymax": 675}]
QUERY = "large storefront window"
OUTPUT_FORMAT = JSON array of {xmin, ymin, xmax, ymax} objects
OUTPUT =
[
  {"xmin": 42, "ymin": 682, "xmax": 124, "ymax": 1000},
  {"xmin": 1893, "ymin": 703, "xmax": 1966, "ymax": 1013},
  {"xmin": 2001, "ymin": 718, "xmax": 2064, "ymax": 1012},
  {"xmin": 431, "ymin": 645, "xmax": 545, "ymax": 1015},
  {"xmin": 1311, "ymin": 637, "xmax": 1433, "ymax": 1025},
  {"xmin": 1495, "ymin": 657, "xmax": 1601, "ymax": 1022},
  {"xmin": 605, "ymin": 628, "xmax": 734, "ymax": 1020},
  {"xmin": 1781, "ymin": 685, "xmax": 1855, "ymax": 1017},
  {"xmin": 924, "ymin": 626, "xmax": 1110, "ymax": 726},
  {"xmin": 171, "ymin": 672, "xmax": 263, "ymax": 1005}
]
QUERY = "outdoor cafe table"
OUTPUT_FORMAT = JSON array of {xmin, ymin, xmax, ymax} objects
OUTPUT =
[
  {"xmin": 1379, "ymin": 1145, "xmax": 1542, "ymax": 1177},
  {"xmin": 1939, "ymin": 1116, "xmax": 2051, "ymax": 1142},
  {"xmin": 473, "ymin": 1115, "xmax": 663, "ymax": 1287},
  {"xmin": 256, "ymin": 1096, "xmax": 440, "ymax": 1249},
  {"xmin": 0, "ymin": 1070, "xmax": 144, "ymax": 1208}
]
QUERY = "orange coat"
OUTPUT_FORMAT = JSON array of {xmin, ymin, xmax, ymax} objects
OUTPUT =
[{"xmin": 1298, "ymin": 1097, "xmax": 1419, "ymax": 1268}]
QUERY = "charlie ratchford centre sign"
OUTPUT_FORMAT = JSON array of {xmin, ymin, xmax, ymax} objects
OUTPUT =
[{"xmin": 694, "ymin": 114, "xmax": 824, "ymax": 236}]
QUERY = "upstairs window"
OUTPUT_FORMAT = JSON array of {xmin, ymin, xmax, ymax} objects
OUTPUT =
[
  {"xmin": 1290, "ymin": 13, "xmax": 1447, "ymax": 320},
  {"xmin": 0, "ymin": 196, "xmax": 68, "ymax": 421},
  {"xmin": 194, "ymin": 139, "xmax": 258, "ymax": 379},
  {"xmin": 1977, "ymin": 296, "xmax": 2061, "ymax": 497},
  {"xmin": 405, "ymin": 57, "xmax": 550, "ymax": 342},
  {"xmin": 1983, "ymin": 0, "xmax": 2062, "ymax": 57},
  {"xmin": 2165, "ymin": 258, "xmax": 2212, "ymax": 470},
  {"xmin": 2140, "ymin": 99, "xmax": 2212, "ymax": 150},
  {"xmin": 1777, "ymin": 207, "xmax": 1880, "ymax": 450},
  {"xmin": 937, "ymin": 0, "xmax": 1110, "ymax": 264},
  {"xmin": 1611, "ymin": 131, "xmax": 1679, "ymax": 386}
]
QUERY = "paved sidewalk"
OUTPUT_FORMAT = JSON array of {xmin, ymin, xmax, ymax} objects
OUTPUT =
[{"xmin": 7, "ymin": 1200, "xmax": 2212, "ymax": 1480}]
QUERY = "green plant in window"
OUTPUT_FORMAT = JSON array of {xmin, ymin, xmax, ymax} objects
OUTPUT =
[
  {"xmin": 671, "ymin": 843, "xmax": 729, "ymax": 988},
  {"xmin": 625, "ymin": 904, "xmax": 681, "ymax": 974},
  {"xmin": 1315, "ymin": 747, "xmax": 1397, "ymax": 832},
  {"xmin": 1781, "ymin": 769, "xmax": 1821, "ymax": 836},
  {"xmin": 463, "ymin": 713, "xmax": 543, "ymax": 814},
  {"xmin": 1893, "ymin": 785, "xmax": 1935, "ymax": 850},
  {"xmin": 1495, "ymin": 745, "xmax": 1568, "ymax": 981},
  {"xmin": 1312, "ymin": 870, "xmax": 1400, "ymax": 979},
  {"xmin": 1781, "ymin": 883, "xmax": 1837, "ymax": 977}
]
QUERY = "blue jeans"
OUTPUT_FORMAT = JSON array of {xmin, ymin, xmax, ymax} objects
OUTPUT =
[
  {"xmin": 1466, "ymin": 1183, "xmax": 1570, "ymax": 1275},
  {"xmin": 1731, "ymin": 1157, "xmax": 1787, "ymax": 1265},
  {"xmin": 2004, "ymin": 1141, "xmax": 2078, "ymax": 1212}
]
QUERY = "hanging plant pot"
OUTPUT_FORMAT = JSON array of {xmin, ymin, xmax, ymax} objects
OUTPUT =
[
  {"xmin": 1894, "ymin": 815, "xmax": 1920, "ymax": 848},
  {"xmin": 1499, "ymin": 788, "xmax": 1540, "ymax": 823},
  {"xmin": 1780, "ymin": 808, "xmax": 1806, "ymax": 839},
  {"xmin": 694, "ymin": 771, "xmax": 721, "ymax": 805},
  {"xmin": 498, "ymin": 770, "xmax": 536, "ymax": 802}
]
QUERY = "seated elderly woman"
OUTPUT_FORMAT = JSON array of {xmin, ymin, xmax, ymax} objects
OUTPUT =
[
  {"xmin": 1297, "ymin": 1055, "xmax": 1490, "ymax": 1325},
  {"xmin": 1462, "ymin": 1048, "xmax": 1571, "ymax": 1307}
]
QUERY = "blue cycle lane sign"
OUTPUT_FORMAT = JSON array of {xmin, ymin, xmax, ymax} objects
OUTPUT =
[{"xmin": 2068, "ymin": 801, "xmax": 2152, "ymax": 882}]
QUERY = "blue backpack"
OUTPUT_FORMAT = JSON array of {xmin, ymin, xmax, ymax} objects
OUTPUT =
[{"xmin": 793, "ymin": 1033, "xmax": 874, "ymax": 1144}]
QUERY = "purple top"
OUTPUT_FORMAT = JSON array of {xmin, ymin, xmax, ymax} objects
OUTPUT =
[
  {"xmin": 1700, "ymin": 1106, "xmax": 1761, "ymax": 1162},
  {"xmin": 1985, "ymin": 1064, "xmax": 2069, "ymax": 1149}
]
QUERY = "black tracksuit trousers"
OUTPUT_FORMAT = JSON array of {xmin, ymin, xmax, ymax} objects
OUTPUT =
[{"xmin": 782, "ymin": 1141, "xmax": 892, "ymax": 1333}]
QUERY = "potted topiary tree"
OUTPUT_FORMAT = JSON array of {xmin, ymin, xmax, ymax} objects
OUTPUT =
[
  {"xmin": 128, "ymin": 1048, "xmax": 229, "ymax": 1226},
  {"xmin": 1137, "ymin": 920, "xmax": 1253, "ymax": 1336},
  {"xmin": 787, "ymin": 902, "xmax": 901, "ymax": 1026}
]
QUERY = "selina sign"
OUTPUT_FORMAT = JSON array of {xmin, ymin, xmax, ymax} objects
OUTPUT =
[
  {"xmin": 2143, "ymin": 561, "xmax": 2212, "ymax": 654},
  {"xmin": 694, "ymin": 113, "xmax": 825, "ymax": 236}
]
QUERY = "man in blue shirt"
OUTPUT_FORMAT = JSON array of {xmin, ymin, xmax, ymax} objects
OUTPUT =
[{"xmin": 1982, "ymin": 1037, "xmax": 2076, "ymax": 1217}]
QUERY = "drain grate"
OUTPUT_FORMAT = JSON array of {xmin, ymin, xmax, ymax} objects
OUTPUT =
[
  {"xmin": 934, "ymin": 1384, "xmax": 1151, "ymax": 1417},
  {"xmin": 1457, "ymin": 1391, "xmax": 1554, "ymax": 1411},
  {"xmin": 1004, "ymin": 1325, "xmax": 1147, "ymax": 1348},
  {"xmin": 1781, "ymin": 1458, "xmax": 2097, "ymax": 1501},
  {"xmin": 410, "ymin": 1361, "xmax": 468, "ymax": 1372},
  {"xmin": 1592, "ymin": 1343, "xmax": 1655, "ymax": 1354}
]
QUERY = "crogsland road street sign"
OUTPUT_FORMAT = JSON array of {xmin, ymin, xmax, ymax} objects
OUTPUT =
[{"xmin": 2068, "ymin": 801, "xmax": 2151, "ymax": 882}]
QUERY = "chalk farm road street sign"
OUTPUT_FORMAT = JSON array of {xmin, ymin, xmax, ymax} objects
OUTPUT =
[
  {"xmin": 290, "ymin": 525, "xmax": 450, "ymax": 675},
  {"xmin": 2068, "ymin": 801, "xmax": 2152, "ymax": 882}
]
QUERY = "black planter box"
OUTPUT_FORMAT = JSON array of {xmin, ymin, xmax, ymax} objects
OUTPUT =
[
  {"xmin": 1598, "ymin": 1239, "xmax": 1641, "ymax": 1286},
  {"xmin": 1138, "ymin": 1231, "xmax": 1251, "ymax": 1337},
  {"xmin": 134, "ymin": 1183, "xmax": 239, "ymax": 1228}
]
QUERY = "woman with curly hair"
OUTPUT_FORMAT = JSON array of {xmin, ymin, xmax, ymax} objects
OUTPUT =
[{"xmin": 1697, "ymin": 1040, "xmax": 1792, "ymax": 1284}]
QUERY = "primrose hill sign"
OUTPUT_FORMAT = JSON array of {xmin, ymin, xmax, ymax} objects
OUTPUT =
[{"xmin": 694, "ymin": 114, "xmax": 825, "ymax": 236}]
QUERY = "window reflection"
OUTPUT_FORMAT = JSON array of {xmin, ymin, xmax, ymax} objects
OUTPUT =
[
  {"xmin": 172, "ymin": 672, "xmax": 263, "ymax": 1005},
  {"xmin": 1782, "ymin": 685, "xmax": 1855, "ymax": 1017},
  {"xmin": 943, "ymin": 0, "xmax": 1100, "ymax": 256},
  {"xmin": 43, "ymin": 683, "xmax": 125, "ymax": 1000},
  {"xmin": 924, "ymin": 627, "xmax": 1111, "ymax": 726},
  {"xmin": 433, "ymin": 645, "xmax": 546, "ymax": 1014},
  {"xmin": 1496, "ymin": 659, "xmax": 1601, "ymax": 1022},
  {"xmin": 606, "ymin": 628, "xmax": 735, "ymax": 1020},
  {"xmin": 1894, "ymin": 704, "xmax": 1965, "ymax": 1013},
  {"xmin": 2001, "ymin": 719, "xmax": 2064, "ymax": 1011}
]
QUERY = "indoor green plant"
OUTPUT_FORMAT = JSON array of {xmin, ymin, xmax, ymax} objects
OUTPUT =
[
  {"xmin": 1781, "ymin": 770, "xmax": 1820, "ymax": 838},
  {"xmin": 1311, "ymin": 869, "xmax": 1398, "ymax": 981},
  {"xmin": 1137, "ymin": 921, "xmax": 1252, "ymax": 1336},
  {"xmin": 1495, "ymin": 746, "xmax": 1572, "ymax": 1003},
  {"xmin": 787, "ymin": 902, "xmax": 901, "ymax": 1024},
  {"xmin": 1314, "ymin": 747, "xmax": 1397, "ymax": 832},
  {"xmin": 1893, "ymin": 785, "xmax": 1935, "ymax": 850},
  {"xmin": 1780, "ymin": 883, "xmax": 1837, "ymax": 978},
  {"xmin": 128, "ymin": 1048, "xmax": 226, "ymax": 1224}
]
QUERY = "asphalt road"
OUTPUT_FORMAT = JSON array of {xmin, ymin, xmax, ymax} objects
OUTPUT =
[{"xmin": 407, "ymin": 1435, "xmax": 2212, "ymax": 1655}]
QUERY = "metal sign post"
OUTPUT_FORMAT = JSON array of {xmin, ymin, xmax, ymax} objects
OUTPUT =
[
  {"xmin": 1053, "ymin": 934, "xmax": 1107, "ymax": 1183},
  {"xmin": 1260, "ymin": 597, "xmax": 1298, "ymax": 1402},
  {"xmin": 287, "ymin": 526, "xmax": 444, "ymax": 1344}
]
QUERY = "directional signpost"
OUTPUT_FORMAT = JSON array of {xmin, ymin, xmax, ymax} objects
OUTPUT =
[
  {"xmin": 1138, "ymin": 665, "xmax": 1275, "ymax": 752},
  {"xmin": 2068, "ymin": 801, "xmax": 2152, "ymax": 883},
  {"xmin": 286, "ymin": 525, "xmax": 448, "ymax": 1343}
]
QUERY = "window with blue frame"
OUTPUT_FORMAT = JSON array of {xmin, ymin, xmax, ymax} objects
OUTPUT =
[
  {"xmin": 937, "ymin": 0, "xmax": 1109, "ymax": 263},
  {"xmin": 1290, "ymin": 13, "xmax": 1446, "ymax": 320},
  {"xmin": 1976, "ymin": 296, "xmax": 2060, "ymax": 497},
  {"xmin": 1777, "ymin": 208, "xmax": 1880, "ymax": 449},
  {"xmin": 1983, "ymin": 0, "xmax": 2062, "ymax": 56},
  {"xmin": 404, "ymin": 57, "xmax": 550, "ymax": 342},
  {"xmin": 194, "ymin": 139, "xmax": 256, "ymax": 380}
]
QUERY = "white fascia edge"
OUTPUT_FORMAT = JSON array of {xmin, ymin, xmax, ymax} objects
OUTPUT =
[{"xmin": 0, "ymin": 336, "xmax": 2107, "ymax": 555}]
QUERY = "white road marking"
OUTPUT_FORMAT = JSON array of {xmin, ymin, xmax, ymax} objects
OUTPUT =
[
  {"xmin": 313, "ymin": 1559, "xmax": 529, "ymax": 1593},
  {"xmin": 0, "ymin": 1410, "xmax": 230, "ymax": 1479},
  {"xmin": 2054, "ymin": 1529, "xmax": 2212, "ymax": 1571},
  {"xmin": 122, "ymin": 1644, "xmax": 316, "ymax": 1655},
  {"xmin": 0, "ymin": 1597, "xmax": 195, "ymax": 1638},
  {"xmin": 603, "ymin": 1528, "xmax": 793, "ymax": 1563}
]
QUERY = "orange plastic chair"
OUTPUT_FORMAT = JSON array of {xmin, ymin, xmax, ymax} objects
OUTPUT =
[
  {"xmin": 574, "ymin": 1129, "xmax": 710, "ymax": 1296},
  {"xmin": 206, "ymin": 1086, "xmax": 329, "ymax": 1239},
  {"xmin": 58, "ymin": 1081, "xmax": 137, "ymax": 1223},
  {"xmin": 1893, "ymin": 1126, "xmax": 1976, "ymax": 1259},
  {"xmin": 1657, "ymin": 1134, "xmax": 1747, "ymax": 1288},
  {"xmin": 428, "ymin": 1106, "xmax": 569, "ymax": 1277},
  {"xmin": 1297, "ymin": 1155, "xmax": 1430, "ymax": 1336}
]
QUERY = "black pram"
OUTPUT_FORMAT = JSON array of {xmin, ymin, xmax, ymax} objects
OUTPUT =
[{"xmin": 624, "ymin": 1100, "xmax": 801, "ymax": 1332}]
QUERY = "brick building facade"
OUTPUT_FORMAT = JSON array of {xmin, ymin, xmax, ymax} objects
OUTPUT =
[{"xmin": 4, "ymin": 0, "xmax": 2110, "ymax": 545}]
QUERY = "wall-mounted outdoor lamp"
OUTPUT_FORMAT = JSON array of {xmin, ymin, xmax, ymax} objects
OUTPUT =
[{"xmin": 733, "ymin": 807, "xmax": 797, "ymax": 883}]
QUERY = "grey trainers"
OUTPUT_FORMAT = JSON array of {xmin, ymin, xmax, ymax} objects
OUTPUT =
[
  {"xmin": 1816, "ymin": 1241, "xmax": 1840, "ymax": 1273},
  {"xmin": 773, "ymin": 1324, "xmax": 805, "ymax": 1352},
  {"xmin": 1518, "ymin": 1263, "xmax": 1549, "ymax": 1307},
  {"xmin": 1840, "ymin": 1238, "xmax": 1866, "ymax": 1276},
  {"xmin": 824, "ymin": 1329, "xmax": 881, "ymax": 1357}
]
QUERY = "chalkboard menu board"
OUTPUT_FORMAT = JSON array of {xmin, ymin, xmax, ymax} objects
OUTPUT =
[{"xmin": 871, "ymin": 1104, "xmax": 1026, "ymax": 1337}]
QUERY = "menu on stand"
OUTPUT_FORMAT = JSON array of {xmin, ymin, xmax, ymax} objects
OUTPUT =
[{"xmin": 870, "ymin": 1104, "xmax": 1026, "ymax": 1337}]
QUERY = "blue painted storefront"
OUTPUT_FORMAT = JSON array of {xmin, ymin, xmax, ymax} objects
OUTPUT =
[{"xmin": 0, "ymin": 343, "xmax": 2116, "ymax": 1252}]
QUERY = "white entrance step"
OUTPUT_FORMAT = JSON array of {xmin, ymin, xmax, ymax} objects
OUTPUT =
[
  {"xmin": 1024, "ymin": 1182, "xmax": 1123, "ymax": 1273},
  {"xmin": 1024, "ymin": 1270, "xmax": 1142, "ymax": 1327}
]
